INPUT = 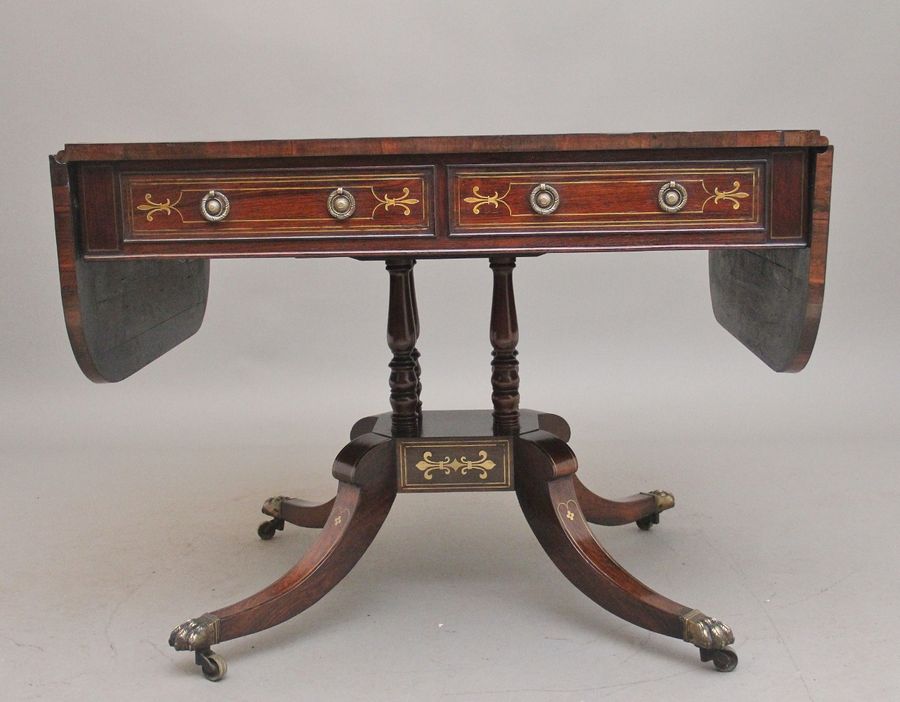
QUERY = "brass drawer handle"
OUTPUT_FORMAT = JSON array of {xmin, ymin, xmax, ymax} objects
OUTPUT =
[
  {"xmin": 658, "ymin": 181, "xmax": 687, "ymax": 213},
  {"xmin": 327, "ymin": 187, "xmax": 356, "ymax": 220},
  {"xmin": 200, "ymin": 190, "xmax": 230, "ymax": 222},
  {"xmin": 529, "ymin": 183, "xmax": 560, "ymax": 215}
]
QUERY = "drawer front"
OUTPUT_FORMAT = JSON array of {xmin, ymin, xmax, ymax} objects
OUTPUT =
[
  {"xmin": 397, "ymin": 438, "xmax": 512, "ymax": 492},
  {"xmin": 121, "ymin": 167, "xmax": 433, "ymax": 241},
  {"xmin": 450, "ymin": 161, "xmax": 766, "ymax": 236}
]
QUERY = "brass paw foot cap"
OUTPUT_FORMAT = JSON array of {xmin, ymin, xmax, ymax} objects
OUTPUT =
[
  {"xmin": 646, "ymin": 489, "xmax": 675, "ymax": 512},
  {"xmin": 168, "ymin": 614, "xmax": 220, "ymax": 651},
  {"xmin": 682, "ymin": 609, "xmax": 735, "ymax": 650},
  {"xmin": 261, "ymin": 495, "xmax": 288, "ymax": 518}
]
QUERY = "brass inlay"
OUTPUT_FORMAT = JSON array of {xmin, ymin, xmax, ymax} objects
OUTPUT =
[
  {"xmin": 125, "ymin": 171, "xmax": 430, "ymax": 234},
  {"xmin": 137, "ymin": 192, "xmax": 183, "ymax": 222},
  {"xmin": 464, "ymin": 185, "xmax": 513, "ymax": 215},
  {"xmin": 557, "ymin": 499, "xmax": 579, "ymax": 523},
  {"xmin": 702, "ymin": 180, "xmax": 750, "ymax": 211},
  {"xmin": 415, "ymin": 450, "xmax": 496, "ymax": 480},
  {"xmin": 372, "ymin": 187, "xmax": 420, "ymax": 216},
  {"xmin": 453, "ymin": 167, "xmax": 761, "ymax": 230},
  {"xmin": 332, "ymin": 508, "xmax": 350, "ymax": 527},
  {"xmin": 398, "ymin": 439, "xmax": 512, "ymax": 491}
]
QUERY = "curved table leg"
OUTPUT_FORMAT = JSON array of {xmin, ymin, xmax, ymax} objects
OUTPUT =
[
  {"xmin": 515, "ymin": 431, "xmax": 737, "ymax": 672},
  {"xmin": 574, "ymin": 477, "xmax": 675, "ymax": 529},
  {"xmin": 170, "ymin": 434, "xmax": 396, "ymax": 679},
  {"xmin": 257, "ymin": 495, "xmax": 337, "ymax": 538}
]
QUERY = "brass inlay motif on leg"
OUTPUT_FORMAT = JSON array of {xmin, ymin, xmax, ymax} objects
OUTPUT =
[
  {"xmin": 137, "ymin": 192, "xmax": 183, "ymax": 221},
  {"xmin": 372, "ymin": 187, "xmax": 420, "ymax": 216},
  {"xmin": 415, "ymin": 450, "xmax": 497, "ymax": 480},
  {"xmin": 332, "ymin": 508, "xmax": 350, "ymax": 527},
  {"xmin": 701, "ymin": 180, "xmax": 750, "ymax": 211},
  {"xmin": 557, "ymin": 499, "xmax": 579, "ymax": 523},
  {"xmin": 464, "ymin": 185, "xmax": 513, "ymax": 215}
]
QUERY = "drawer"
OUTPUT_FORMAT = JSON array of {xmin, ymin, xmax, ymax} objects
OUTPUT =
[
  {"xmin": 449, "ymin": 161, "xmax": 766, "ymax": 236},
  {"xmin": 120, "ymin": 166, "xmax": 434, "ymax": 241}
]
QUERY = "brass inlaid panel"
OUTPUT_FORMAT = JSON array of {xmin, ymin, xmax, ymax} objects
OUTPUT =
[
  {"xmin": 397, "ymin": 439, "xmax": 512, "ymax": 492},
  {"xmin": 449, "ymin": 162, "xmax": 766, "ymax": 235},
  {"xmin": 121, "ymin": 167, "xmax": 433, "ymax": 240}
]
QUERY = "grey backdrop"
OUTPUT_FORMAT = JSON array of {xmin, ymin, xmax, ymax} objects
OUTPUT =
[{"xmin": 2, "ymin": 2, "xmax": 898, "ymax": 701}]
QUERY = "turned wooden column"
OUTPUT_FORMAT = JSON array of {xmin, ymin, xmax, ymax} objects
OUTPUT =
[
  {"xmin": 408, "ymin": 260, "xmax": 423, "ymax": 415},
  {"xmin": 489, "ymin": 257, "xmax": 519, "ymax": 433},
  {"xmin": 386, "ymin": 258, "xmax": 420, "ymax": 435}
]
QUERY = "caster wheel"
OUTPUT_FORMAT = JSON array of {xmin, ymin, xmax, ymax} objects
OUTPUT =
[
  {"xmin": 196, "ymin": 649, "xmax": 227, "ymax": 681},
  {"xmin": 257, "ymin": 518, "xmax": 284, "ymax": 540},
  {"xmin": 636, "ymin": 513, "xmax": 659, "ymax": 531},
  {"xmin": 700, "ymin": 646, "xmax": 738, "ymax": 672}
]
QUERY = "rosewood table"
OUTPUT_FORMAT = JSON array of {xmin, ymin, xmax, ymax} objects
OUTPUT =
[{"xmin": 50, "ymin": 131, "xmax": 833, "ymax": 681}]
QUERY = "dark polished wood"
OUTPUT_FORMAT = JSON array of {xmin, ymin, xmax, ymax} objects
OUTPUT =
[
  {"xmin": 386, "ymin": 258, "xmax": 420, "ymax": 435},
  {"xmin": 574, "ymin": 477, "xmax": 667, "ymax": 527},
  {"xmin": 709, "ymin": 147, "xmax": 833, "ymax": 371},
  {"xmin": 51, "ymin": 131, "xmax": 830, "ymax": 680},
  {"xmin": 489, "ymin": 257, "xmax": 520, "ymax": 433},
  {"xmin": 516, "ymin": 431, "xmax": 687, "ymax": 638},
  {"xmin": 170, "ymin": 434, "xmax": 395, "ymax": 650},
  {"xmin": 58, "ymin": 132, "xmax": 826, "ymax": 262},
  {"xmin": 59, "ymin": 130, "xmax": 827, "ymax": 163},
  {"xmin": 51, "ymin": 157, "xmax": 209, "ymax": 382}
]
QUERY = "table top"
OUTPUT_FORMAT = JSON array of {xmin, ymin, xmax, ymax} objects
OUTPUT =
[
  {"xmin": 49, "ymin": 131, "xmax": 833, "ymax": 383},
  {"xmin": 52, "ymin": 130, "xmax": 829, "ymax": 261},
  {"xmin": 56, "ymin": 130, "xmax": 829, "ymax": 163}
]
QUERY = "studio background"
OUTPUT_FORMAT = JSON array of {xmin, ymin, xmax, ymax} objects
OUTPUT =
[{"xmin": 1, "ymin": 2, "xmax": 897, "ymax": 700}]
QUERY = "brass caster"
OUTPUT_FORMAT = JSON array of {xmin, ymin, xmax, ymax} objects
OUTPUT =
[
  {"xmin": 196, "ymin": 649, "xmax": 227, "ymax": 682},
  {"xmin": 636, "ymin": 490, "xmax": 675, "ymax": 530},
  {"xmin": 635, "ymin": 513, "xmax": 660, "ymax": 531},
  {"xmin": 700, "ymin": 646, "xmax": 739, "ymax": 672},
  {"xmin": 257, "ymin": 517, "xmax": 285, "ymax": 540}
]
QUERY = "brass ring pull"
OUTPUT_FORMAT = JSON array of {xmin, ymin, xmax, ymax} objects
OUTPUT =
[
  {"xmin": 529, "ymin": 183, "xmax": 560, "ymax": 215},
  {"xmin": 658, "ymin": 181, "xmax": 688, "ymax": 213},
  {"xmin": 327, "ymin": 188, "xmax": 356, "ymax": 220},
  {"xmin": 200, "ymin": 190, "xmax": 230, "ymax": 222}
]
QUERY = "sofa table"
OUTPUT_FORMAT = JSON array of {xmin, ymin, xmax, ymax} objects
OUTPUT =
[{"xmin": 50, "ymin": 131, "xmax": 833, "ymax": 681}]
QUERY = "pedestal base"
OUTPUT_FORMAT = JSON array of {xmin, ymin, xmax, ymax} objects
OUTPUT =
[{"xmin": 169, "ymin": 410, "xmax": 735, "ymax": 680}]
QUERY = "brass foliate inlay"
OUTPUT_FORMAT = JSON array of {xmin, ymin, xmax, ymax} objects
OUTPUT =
[
  {"xmin": 415, "ymin": 450, "xmax": 497, "ymax": 480},
  {"xmin": 137, "ymin": 193, "xmax": 183, "ymax": 222},
  {"xmin": 702, "ymin": 180, "xmax": 750, "ymax": 210},
  {"xmin": 464, "ymin": 185, "xmax": 512, "ymax": 215},
  {"xmin": 372, "ymin": 186, "xmax": 420, "ymax": 216},
  {"xmin": 398, "ymin": 439, "xmax": 512, "ymax": 492}
]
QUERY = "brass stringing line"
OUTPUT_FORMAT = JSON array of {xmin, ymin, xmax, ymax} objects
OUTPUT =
[
  {"xmin": 454, "ymin": 166, "xmax": 759, "ymax": 178},
  {"xmin": 701, "ymin": 180, "xmax": 750, "ymax": 211},
  {"xmin": 137, "ymin": 192, "xmax": 184, "ymax": 222},
  {"xmin": 371, "ymin": 186, "xmax": 420, "ymax": 217},
  {"xmin": 464, "ymin": 184, "xmax": 513, "ymax": 215}
]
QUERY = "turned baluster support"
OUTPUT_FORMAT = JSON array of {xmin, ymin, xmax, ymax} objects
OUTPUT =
[
  {"xmin": 386, "ymin": 258, "xmax": 421, "ymax": 435},
  {"xmin": 409, "ymin": 260, "xmax": 423, "ymax": 415},
  {"xmin": 489, "ymin": 256, "xmax": 520, "ymax": 433}
]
